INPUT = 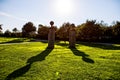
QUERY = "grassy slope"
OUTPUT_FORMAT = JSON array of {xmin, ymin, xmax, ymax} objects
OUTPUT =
[{"xmin": 0, "ymin": 38, "xmax": 120, "ymax": 80}]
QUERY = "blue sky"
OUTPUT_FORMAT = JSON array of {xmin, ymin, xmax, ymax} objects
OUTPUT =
[{"xmin": 0, "ymin": 0, "xmax": 120, "ymax": 32}]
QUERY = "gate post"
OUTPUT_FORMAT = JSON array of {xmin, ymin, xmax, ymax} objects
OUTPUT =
[
  {"xmin": 48, "ymin": 21, "xmax": 55, "ymax": 49},
  {"xmin": 69, "ymin": 24, "xmax": 76, "ymax": 48}
]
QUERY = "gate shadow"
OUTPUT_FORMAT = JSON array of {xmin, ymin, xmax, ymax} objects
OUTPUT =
[
  {"xmin": 5, "ymin": 48, "xmax": 53, "ymax": 80},
  {"xmin": 55, "ymin": 42, "xmax": 94, "ymax": 63},
  {"xmin": 70, "ymin": 48, "xmax": 94, "ymax": 63}
]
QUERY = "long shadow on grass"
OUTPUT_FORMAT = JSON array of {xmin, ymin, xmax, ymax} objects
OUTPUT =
[
  {"xmin": 27, "ymin": 48, "xmax": 53, "ymax": 64},
  {"xmin": 56, "ymin": 42, "xmax": 94, "ymax": 63},
  {"xmin": 70, "ymin": 48, "xmax": 94, "ymax": 63},
  {"xmin": 5, "ymin": 47, "xmax": 53, "ymax": 80},
  {"xmin": 0, "ymin": 38, "xmax": 27, "ymax": 44},
  {"xmin": 77, "ymin": 42, "xmax": 120, "ymax": 50},
  {"xmin": 55, "ymin": 42, "xmax": 69, "ymax": 48},
  {"xmin": 55, "ymin": 41, "xmax": 79, "ymax": 49}
]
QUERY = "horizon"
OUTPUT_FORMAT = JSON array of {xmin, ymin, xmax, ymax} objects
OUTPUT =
[{"xmin": 0, "ymin": 0, "xmax": 120, "ymax": 32}]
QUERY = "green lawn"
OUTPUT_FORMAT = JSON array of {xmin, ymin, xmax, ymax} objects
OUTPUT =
[
  {"xmin": 0, "ymin": 38, "xmax": 120, "ymax": 80},
  {"xmin": 0, "ymin": 37, "xmax": 30, "ymax": 44}
]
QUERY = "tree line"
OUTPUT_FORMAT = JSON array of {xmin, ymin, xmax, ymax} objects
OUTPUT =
[{"xmin": 0, "ymin": 20, "xmax": 120, "ymax": 43}]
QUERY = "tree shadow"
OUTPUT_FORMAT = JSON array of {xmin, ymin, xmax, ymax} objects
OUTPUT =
[
  {"xmin": 5, "ymin": 47, "xmax": 53, "ymax": 80},
  {"xmin": 55, "ymin": 42, "xmax": 94, "ymax": 63},
  {"xmin": 29, "ymin": 39, "xmax": 48, "ymax": 43},
  {"xmin": 55, "ymin": 41, "xmax": 79, "ymax": 49},
  {"xmin": 70, "ymin": 48, "xmax": 94, "ymax": 63},
  {"xmin": 0, "ymin": 38, "xmax": 27, "ymax": 44},
  {"xmin": 55, "ymin": 42, "xmax": 69, "ymax": 48},
  {"xmin": 77, "ymin": 42, "xmax": 120, "ymax": 50}
]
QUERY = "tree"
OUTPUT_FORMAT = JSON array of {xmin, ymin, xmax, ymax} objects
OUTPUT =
[
  {"xmin": 77, "ymin": 20, "xmax": 102, "ymax": 41},
  {"xmin": 22, "ymin": 22, "xmax": 36, "ymax": 37},
  {"xmin": 4, "ymin": 29, "xmax": 11, "ymax": 37},
  {"xmin": 37, "ymin": 24, "xmax": 49, "ymax": 39},
  {"xmin": 0, "ymin": 24, "xmax": 2, "ymax": 30},
  {"xmin": 103, "ymin": 27, "xmax": 113, "ymax": 38},
  {"xmin": 0, "ymin": 24, "xmax": 3, "ymax": 33},
  {"xmin": 111, "ymin": 21, "xmax": 120, "ymax": 43},
  {"xmin": 0, "ymin": 24, "xmax": 2, "ymax": 32},
  {"xmin": 12, "ymin": 28, "xmax": 18, "ymax": 33},
  {"xmin": 113, "ymin": 21, "xmax": 120, "ymax": 37},
  {"xmin": 56, "ymin": 22, "xmax": 71, "ymax": 41},
  {"xmin": 0, "ymin": 24, "xmax": 3, "ymax": 36},
  {"xmin": 12, "ymin": 28, "xmax": 21, "ymax": 37}
]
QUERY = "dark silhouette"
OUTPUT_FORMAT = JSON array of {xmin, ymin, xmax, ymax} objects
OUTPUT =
[
  {"xmin": 50, "ymin": 21, "xmax": 54, "ymax": 26},
  {"xmin": 0, "ymin": 24, "xmax": 2, "ymax": 28},
  {"xmin": 0, "ymin": 24, "xmax": 3, "ymax": 36},
  {"xmin": 22, "ymin": 22, "xmax": 36, "ymax": 37},
  {"xmin": 4, "ymin": 29, "xmax": 11, "ymax": 37},
  {"xmin": 0, "ymin": 24, "xmax": 2, "ymax": 32},
  {"xmin": 70, "ymin": 47, "xmax": 94, "ymax": 63},
  {"xmin": 12, "ymin": 28, "xmax": 18, "ymax": 33},
  {"xmin": 37, "ymin": 24, "xmax": 49, "ymax": 40},
  {"xmin": 76, "ymin": 20, "xmax": 103, "ymax": 42},
  {"xmin": 37, "ymin": 24, "xmax": 57, "ymax": 40},
  {"xmin": 56, "ymin": 22, "xmax": 71, "ymax": 42},
  {"xmin": 5, "ymin": 48, "xmax": 53, "ymax": 80}
]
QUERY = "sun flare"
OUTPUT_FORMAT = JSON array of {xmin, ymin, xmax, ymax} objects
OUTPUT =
[{"xmin": 53, "ymin": 0, "xmax": 75, "ymax": 16}]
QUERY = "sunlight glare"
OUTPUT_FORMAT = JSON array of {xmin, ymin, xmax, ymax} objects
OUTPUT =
[{"xmin": 53, "ymin": 0, "xmax": 75, "ymax": 16}]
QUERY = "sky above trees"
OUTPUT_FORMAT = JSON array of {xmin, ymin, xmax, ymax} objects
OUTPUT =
[{"xmin": 0, "ymin": 0, "xmax": 120, "ymax": 32}]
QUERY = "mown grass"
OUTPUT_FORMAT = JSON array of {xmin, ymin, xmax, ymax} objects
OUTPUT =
[{"xmin": 0, "ymin": 38, "xmax": 120, "ymax": 80}]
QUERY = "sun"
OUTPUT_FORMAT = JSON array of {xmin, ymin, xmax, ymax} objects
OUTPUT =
[{"xmin": 53, "ymin": 0, "xmax": 75, "ymax": 16}]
